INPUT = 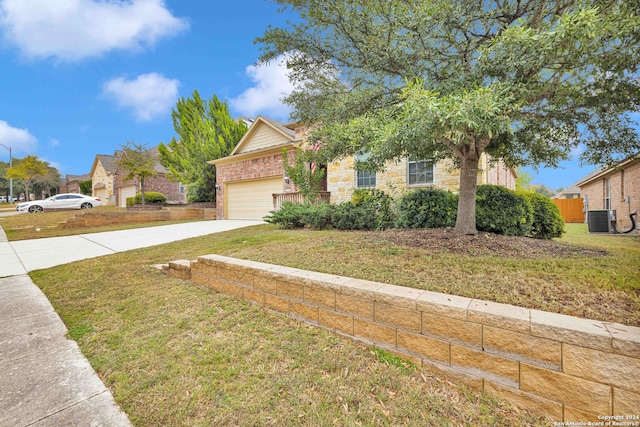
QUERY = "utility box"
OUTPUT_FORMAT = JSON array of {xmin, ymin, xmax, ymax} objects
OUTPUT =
[{"xmin": 588, "ymin": 210, "xmax": 616, "ymax": 233}]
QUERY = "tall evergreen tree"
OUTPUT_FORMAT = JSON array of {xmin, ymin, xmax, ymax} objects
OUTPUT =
[
  {"xmin": 158, "ymin": 91, "xmax": 247, "ymax": 202},
  {"xmin": 259, "ymin": 0, "xmax": 640, "ymax": 234}
]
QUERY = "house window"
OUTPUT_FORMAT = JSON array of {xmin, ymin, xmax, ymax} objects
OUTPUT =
[
  {"xmin": 179, "ymin": 182, "xmax": 185, "ymax": 193},
  {"xmin": 604, "ymin": 178, "xmax": 611, "ymax": 209},
  {"xmin": 355, "ymin": 154, "xmax": 376, "ymax": 188},
  {"xmin": 408, "ymin": 158, "xmax": 434, "ymax": 185}
]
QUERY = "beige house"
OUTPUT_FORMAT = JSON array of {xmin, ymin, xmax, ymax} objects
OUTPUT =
[
  {"xmin": 90, "ymin": 153, "xmax": 120, "ymax": 206},
  {"xmin": 212, "ymin": 116, "xmax": 517, "ymax": 220}
]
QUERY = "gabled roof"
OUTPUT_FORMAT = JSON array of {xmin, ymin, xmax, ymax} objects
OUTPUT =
[
  {"xmin": 65, "ymin": 173, "xmax": 91, "ymax": 183},
  {"xmin": 90, "ymin": 152, "xmax": 122, "ymax": 178},
  {"xmin": 229, "ymin": 115, "xmax": 298, "ymax": 156},
  {"xmin": 575, "ymin": 153, "xmax": 640, "ymax": 188}
]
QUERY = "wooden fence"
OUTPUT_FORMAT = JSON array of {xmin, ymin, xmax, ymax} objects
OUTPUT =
[{"xmin": 552, "ymin": 198, "xmax": 584, "ymax": 223}]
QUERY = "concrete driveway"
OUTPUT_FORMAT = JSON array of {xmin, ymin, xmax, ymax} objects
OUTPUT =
[{"xmin": 0, "ymin": 219, "xmax": 263, "ymax": 426}]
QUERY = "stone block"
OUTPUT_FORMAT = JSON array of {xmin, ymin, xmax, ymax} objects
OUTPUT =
[
  {"xmin": 290, "ymin": 301, "xmax": 319, "ymax": 324},
  {"xmin": 319, "ymin": 309, "xmax": 353, "ymax": 335},
  {"xmin": 244, "ymin": 288, "xmax": 264, "ymax": 305},
  {"xmin": 396, "ymin": 330, "xmax": 450, "ymax": 364},
  {"xmin": 421, "ymin": 359, "xmax": 484, "ymax": 390},
  {"xmin": 520, "ymin": 363, "xmax": 612, "ymax": 414},
  {"xmin": 416, "ymin": 291, "xmax": 471, "ymax": 321},
  {"xmin": 605, "ymin": 322, "xmax": 640, "ymax": 358},
  {"xmin": 304, "ymin": 286, "xmax": 336, "ymax": 309},
  {"xmin": 264, "ymin": 294, "xmax": 290, "ymax": 313},
  {"xmin": 374, "ymin": 284, "xmax": 424, "ymax": 310},
  {"xmin": 253, "ymin": 274, "xmax": 277, "ymax": 293},
  {"xmin": 563, "ymin": 344, "xmax": 640, "ymax": 392},
  {"xmin": 340, "ymin": 278, "xmax": 383, "ymax": 299},
  {"xmin": 614, "ymin": 387, "xmax": 640, "ymax": 414},
  {"xmin": 450, "ymin": 345, "xmax": 519, "ymax": 386},
  {"xmin": 483, "ymin": 381, "xmax": 563, "ymax": 422},
  {"xmin": 336, "ymin": 294, "xmax": 374, "ymax": 319},
  {"xmin": 563, "ymin": 405, "xmax": 601, "ymax": 424},
  {"xmin": 467, "ymin": 299, "xmax": 530, "ymax": 334},
  {"xmin": 483, "ymin": 326, "xmax": 561, "ymax": 370},
  {"xmin": 530, "ymin": 309, "xmax": 612, "ymax": 352},
  {"xmin": 422, "ymin": 312, "xmax": 482, "ymax": 349},
  {"xmin": 353, "ymin": 318, "xmax": 396, "ymax": 347},
  {"xmin": 374, "ymin": 302, "xmax": 421, "ymax": 333},
  {"xmin": 276, "ymin": 280, "xmax": 304, "ymax": 300}
]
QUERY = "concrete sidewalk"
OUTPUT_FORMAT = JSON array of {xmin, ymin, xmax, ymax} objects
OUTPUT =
[{"xmin": 0, "ymin": 220, "xmax": 263, "ymax": 426}]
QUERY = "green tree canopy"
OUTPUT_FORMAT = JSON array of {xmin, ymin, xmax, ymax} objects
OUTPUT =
[
  {"xmin": 158, "ymin": 91, "xmax": 247, "ymax": 202},
  {"xmin": 259, "ymin": 0, "xmax": 640, "ymax": 234},
  {"xmin": 117, "ymin": 142, "xmax": 157, "ymax": 206},
  {"xmin": 7, "ymin": 155, "xmax": 49, "ymax": 201}
]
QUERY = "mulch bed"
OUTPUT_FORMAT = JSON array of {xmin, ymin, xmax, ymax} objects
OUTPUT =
[{"xmin": 371, "ymin": 228, "xmax": 609, "ymax": 259}]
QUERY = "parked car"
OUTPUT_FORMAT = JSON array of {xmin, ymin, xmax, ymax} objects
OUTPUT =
[
  {"xmin": 16, "ymin": 193, "xmax": 103, "ymax": 213},
  {"xmin": 0, "ymin": 196, "xmax": 17, "ymax": 203}
]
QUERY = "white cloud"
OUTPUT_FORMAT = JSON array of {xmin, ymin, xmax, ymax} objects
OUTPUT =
[
  {"xmin": 0, "ymin": 120, "xmax": 37, "ymax": 156},
  {"xmin": 0, "ymin": 0, "xmax": 188, "ymax": 61},
  {"xmin": 102, "ymin": 72, "xmax": 180, "ymax": 121},
  {"xmin": 49, "ymin": 138, "xmax": 60, "ymax": 147},
  {"xmin": 230, "ymin": 55, "xmax": 296, "ymax": 120}
]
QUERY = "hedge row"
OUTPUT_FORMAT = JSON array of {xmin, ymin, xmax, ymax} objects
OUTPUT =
[
  {"xmin": 264, "ymin": 186, "xmax": 564, "ymax": 239},
  {"xmin": 126, "ymin": 191, "xmax": 167, "ymax": 207}
]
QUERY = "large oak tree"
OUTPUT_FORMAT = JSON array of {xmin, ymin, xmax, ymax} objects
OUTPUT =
[{"xmin": 258, "ymin": 0, "xmax": 640, "ymax": 234}]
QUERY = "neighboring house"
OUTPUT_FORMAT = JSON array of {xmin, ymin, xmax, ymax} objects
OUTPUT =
[
  {"xmin": 577, "ymin": 155, "xmax": 640, "ymax": 229},
  {"xmin": 211, "ymin": 116, "xmax": 518, "ymax": 220},
  {"xmin": 113, "ymin": 146, "xmax": 187, "ymax": 207},
  {"xmin": 59, "ymin": 173, "xmax": 91, "ymax": 194},
  {"xmin": 551, "ymin": 184, "xmax": 581, "ymax": 199},
  {"xmin": 90, "ymin": 153, "xmax": 121, "ymax": 206},
  {"xmin": 90, "ymin": 148, "xmax": 187, "ymax": 207}
]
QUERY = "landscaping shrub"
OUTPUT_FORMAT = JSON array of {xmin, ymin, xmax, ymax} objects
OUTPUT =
[
  {"xmin": 475, "ymin": 185, "xmax": 533, "ymax": 236},
  {"xmin": 127, "ymin": 192, "xmax": 167, "ymax": 206},
  {"xmin": 264, "ymin": 202, "xmax": 316, "ymax": 229},
  {"xmin": 520, "ymin": 191, "xmax": 565, "ymax": 239},
  {"xmin": 331, "ymin": 202, "xmax": 377, "ymax": 230},
  {"xmin": 350, "ymin": 188, "xmax": 395, "ymax": 230},
  {"xmin": 395, "ymin": 188, "xmax": 457, "ymax": 229}
]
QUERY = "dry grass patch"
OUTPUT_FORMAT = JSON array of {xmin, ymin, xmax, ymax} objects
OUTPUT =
[
  {"xmin": 0, "ymin": 207, "xmax": 198, "ymax": 240},
  {"xmin": 32, "ymin": 250, "xmax": 547, "ymax": 426}
]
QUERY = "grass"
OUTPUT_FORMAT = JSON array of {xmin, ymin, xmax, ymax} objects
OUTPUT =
[
  {"xmin": 31, "ymin": 238, "xmax": 548, "ymax": 426},
  {"xmin": 25, "ymin": 221, "xmax": 640, "ymax": 425},
  {"xmin": 0, "ymin": 206, "xmax": 200, "ymax": 240}
]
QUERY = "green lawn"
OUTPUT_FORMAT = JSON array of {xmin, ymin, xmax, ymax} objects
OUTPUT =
[{"xmin": 27, "ymin": 222, "xmax": 640, "ymax": 425}]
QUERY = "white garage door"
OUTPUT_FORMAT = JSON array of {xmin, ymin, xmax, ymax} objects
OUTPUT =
[
  {"xmin": 119, "ymin": 186, "xmax": 137, "ymax": 207},
  {"xmin": 226, "ymin": 177, "xmax": 283, "ymax": 220}
]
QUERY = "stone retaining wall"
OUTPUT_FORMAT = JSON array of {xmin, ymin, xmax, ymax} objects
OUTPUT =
[
  {"xmin": 167, "ymin": 255, "xmax": 640, "ymax": 424},
  {"xmin": 60, "ymin": 208, "xmax": 215, "ymax": 228}
]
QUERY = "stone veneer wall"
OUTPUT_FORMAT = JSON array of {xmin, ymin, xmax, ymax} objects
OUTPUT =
[{"xmin": 168, "ymin": 255, "xmax": 640, "ymax": 424}]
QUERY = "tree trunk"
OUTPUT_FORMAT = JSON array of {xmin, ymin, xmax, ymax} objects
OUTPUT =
[
  {"xmin": 140, "ymin": 178, "xmax": 146, "ymax": 206},
  {"xmin": 454, "ymin": 151, "xmax": 481, "ymax": 235}
]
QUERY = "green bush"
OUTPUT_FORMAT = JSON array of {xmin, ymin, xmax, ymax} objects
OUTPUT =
[
  {"xmin": 127, "ymin": 191, "xmax": 167, "ymax": 206},
  {"xmin": 395, "ymin": 188, "xmax": 457, "ymax": 229},
  {"xmin": 520, "ymin": 192, "xmax": 565, "ymax": 239},
  {"xmin": 475, "ymin": 185, "xmax": 533, "ymax": 236},
  {"xmin": 331, "ymin": 202, "xmax": 378, "ymax": 230},
  {"xmin": 350, "ymin": 188, "xmax": 395, "ymax": 230},
  {"xmin": 264, "ymin": 202, "xmax": 315, "ymax": 229}
]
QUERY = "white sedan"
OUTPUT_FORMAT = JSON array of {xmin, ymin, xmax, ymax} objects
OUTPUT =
[{"xmin": 16, "ymin": 193, "xmax": 103, "ymax": 213}]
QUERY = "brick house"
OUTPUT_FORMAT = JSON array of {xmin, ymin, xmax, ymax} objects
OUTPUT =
[
  {"xmin": 59, "ymin": 173, "xmax": 91, "ymax": 194},
  {"xmin": 577, "ymin": 155, "xmax": 639, "ymax": 230},
  {"xmin": 211, "ymin": 116, "xmax": 517, "ymax": 220},
  {"xmin": 90, "ymin": 148, "xmax": 187, "ymax": 207}
]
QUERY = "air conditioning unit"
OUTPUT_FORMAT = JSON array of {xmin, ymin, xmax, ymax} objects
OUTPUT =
[{"xmin": 588, "ymin": 210, "xmax": 616, "ymax": 233}]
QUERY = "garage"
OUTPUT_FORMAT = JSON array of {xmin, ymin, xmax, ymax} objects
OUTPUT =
[
  {"xmin": 119, "ymin": 185, "xmax": 137, "ymax": 207},
  {"xmin": 226, "ymin": 177, "xmax": 283, "ymax": 220}
]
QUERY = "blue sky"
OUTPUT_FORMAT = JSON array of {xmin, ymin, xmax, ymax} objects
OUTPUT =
[{"xmin": 0, "ymin": 0, "xmax": 606, "ymax": 190}]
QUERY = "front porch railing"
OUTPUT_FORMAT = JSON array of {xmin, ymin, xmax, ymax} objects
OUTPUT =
[{"xmin": 272, "ymin": 192, "xmax": 331, "ymax": 210}]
